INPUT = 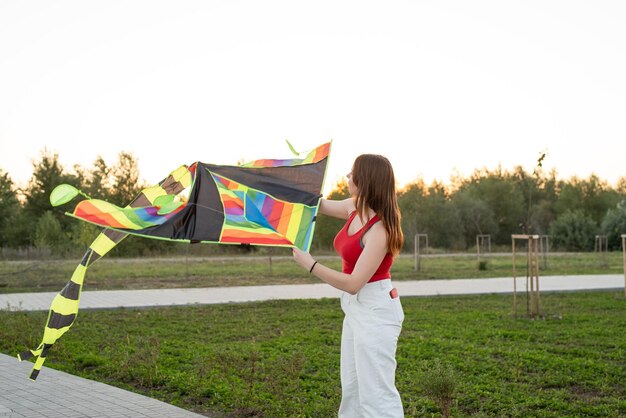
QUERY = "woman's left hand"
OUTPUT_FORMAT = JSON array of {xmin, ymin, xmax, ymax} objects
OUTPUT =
[{"xmin": 292, "ymin": 247, "xmax": 316, "ymax": 272}]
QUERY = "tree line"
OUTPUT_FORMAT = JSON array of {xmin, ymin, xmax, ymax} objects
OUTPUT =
[{"xmin": 1, "ymin": 150, "xmax": 626, "ymax": 257}]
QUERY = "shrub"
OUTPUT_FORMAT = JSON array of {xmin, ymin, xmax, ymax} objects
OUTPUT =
[
  {"xmin": 34, "ymin": 211, "xmax": 67, "ymax": 255},
  {"xmin": 548, "ymin": 210, "xmax": 597, "ymax": 251},
  {"xmin": 600, "ymin": 201, "xmax": 626, "ymax": 250}
]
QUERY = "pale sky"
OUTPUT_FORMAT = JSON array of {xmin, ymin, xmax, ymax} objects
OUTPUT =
[{"xmin": 1, "ymin": 1, "xmax": 625, "ymax": 196}]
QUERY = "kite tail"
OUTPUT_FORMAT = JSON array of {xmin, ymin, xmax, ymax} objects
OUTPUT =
[
  {"xmin": 17, "ymin": 343, "xmax": 50, "ymax": 381},
  {"xmin": 18, "ymin": 231, "xmax": 126, "ymax": 380},
  {"xmin": 20, "ymin": 164, "xmax": 194, "ymax": 380}
]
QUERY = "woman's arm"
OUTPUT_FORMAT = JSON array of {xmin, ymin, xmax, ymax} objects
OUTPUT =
[
  {"xmin": 318, "ymin": 198, "xmax": 355, "ymax": 220},
  {"xmin": 292, "ymin": 222, "xmax": 388, "ymax": 294}
]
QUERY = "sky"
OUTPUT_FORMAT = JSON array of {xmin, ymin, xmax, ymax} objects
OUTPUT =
[{"xmin": 1, "ymin": 1, "xmax": 625, "ymax": 196}]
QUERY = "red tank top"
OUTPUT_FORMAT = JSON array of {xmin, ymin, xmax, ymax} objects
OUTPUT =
[{"xmin": 333, "ymin": 211, "xmax": 393, "ymax": 283}]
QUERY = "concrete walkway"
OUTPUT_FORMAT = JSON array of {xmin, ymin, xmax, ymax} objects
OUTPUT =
[
  {"xmin": 1, "ymin": 274, "xmax": 623, "ymax": 311},
  {"xmin": 0, "ymin": 353, "xmax": 203, "ymax": 418},
  {"xmin": 1, "ymin": 274, "xmax": 624, "ymax": 417}
]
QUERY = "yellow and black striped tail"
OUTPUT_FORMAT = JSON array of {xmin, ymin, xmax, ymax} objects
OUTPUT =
[
  {"xmin": 17, "ymin": 231, "xmax": 127, "ymax": 379},
  {"xmin": 17, "ymin": 343, "xmax": 53, "ymax": 381},
  {"xmin": 18, "ymin": 165, "xmax": 191, "ymax": 380}
]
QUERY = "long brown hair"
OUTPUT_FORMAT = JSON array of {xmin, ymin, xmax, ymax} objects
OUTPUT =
[{"xmin": 351, "ymin": 154, "xmax": 404, "ymax": 257}]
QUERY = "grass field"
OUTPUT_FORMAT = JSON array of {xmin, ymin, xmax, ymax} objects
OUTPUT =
[
  {"xmin": 2, "ymin": 291, "xmax": 625, "ymax": 417},
  {"xmin": 0, "ymin": 251, "xmax": 624, "ymax": 293}
]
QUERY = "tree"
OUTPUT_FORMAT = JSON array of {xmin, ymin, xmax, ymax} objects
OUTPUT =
[
  {"xmin": 34, "ymin": 211, "xmax": 66, "ymax": 255},
  {"xmin": 451, "ymin": 189, "xmax": 497, "ymax": 248},
  {"xmin": 23, "ymin": 150, "xmax": 65, "ymax": 218},
  {"xmin": 398, "ymin": 179, "xmax": 428, "ymax": 252},
  {"xmin": 416, "ymin": 181, "xmax": 463, "ymax": 249},
  {"xmin": 109, "ymin": 152, "xmax": 143, "ymax": 206},
  {"xmin": 399, "ymin": 179, "xmax": 464, "ymax": 250},
  {"xmin": 555, "ymin": 175, "xmax": 620, "ymax": 225},
  {"xmin": 69, "ymin": 221, "xmax": 101, "ymax": 251},
  {"xmin": 22, "ymin": 150, "xmax": 82, "ymax": 242},
  {"xmin": 0, "ymin": 170, "xmax": 24, "ymax": 247},
  {"xmin": 601, "ymin": 201, "xmax": 626, "ymax": 250},
  {"xmin": 454, "ymin": 167, "xmax": 525, "ymax": 245},
  {"xmin": 87, "ymin": 156, "xmax": 112, "ymax": 200},
  {"xmin": 529, "ymin": 199, "xmax": 555, "ymax": 236},
  {"xmin": 549, "ymin": 209, "xmax": 597, "ymax": 251},
  {"xmin": 311, "ymin": 179, "xmax": 350, "ymax": 251},
  {"xmin": 616, "ymin": 177, "xmax": 626, "ymax": 194}
]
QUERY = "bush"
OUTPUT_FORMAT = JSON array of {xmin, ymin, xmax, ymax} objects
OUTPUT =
[
  {"xmin": 34, "ymin": 211, "xmax": 68, "ymax": 256},
  {"xmin": 601, "ymin": 201, "xmax": 626, "ymax": 250},
  {"xmin": 548, "ymin": 210, "xmax": 597, "ymax": 251}
]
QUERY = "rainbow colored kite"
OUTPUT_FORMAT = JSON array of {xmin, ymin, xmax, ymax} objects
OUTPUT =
[{"xmin": 18, "ymin": 141, "xmax": 331, "ymax": 380}]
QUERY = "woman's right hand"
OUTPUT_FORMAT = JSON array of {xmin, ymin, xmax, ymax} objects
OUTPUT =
[{"xmin": 292, "ymin": 247, "xmax": 316, "ymax": 272}]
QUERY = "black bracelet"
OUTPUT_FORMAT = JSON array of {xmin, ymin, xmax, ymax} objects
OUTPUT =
[{"xmin": 309, "ymin": 261, "xmax": 318, "ymax": 273}]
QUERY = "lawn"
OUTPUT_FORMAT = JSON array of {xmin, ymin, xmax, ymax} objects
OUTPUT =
[
  {"xmin": 0, "ymin": 251, "xmax": 623, "ymax": 293},
  {"xmin": 2, "ymin": 291, "xmax": 625, "ymax": 417}
]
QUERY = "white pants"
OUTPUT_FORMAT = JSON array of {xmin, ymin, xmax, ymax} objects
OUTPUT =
[{"xmin": 338, "ymin": 279, "xmax": 404, "ymax": 418}]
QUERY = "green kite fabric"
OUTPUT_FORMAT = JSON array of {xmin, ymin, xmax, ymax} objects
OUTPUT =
[{"xmin": 19, "ymin": 141, "xmax": 331, "ymax": 380}]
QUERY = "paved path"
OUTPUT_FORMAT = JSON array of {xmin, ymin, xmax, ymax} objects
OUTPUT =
[
  {"xmin": 0, "ymin": 353, "xmax": 203, "ymax": 418},
  {"xmin": 1, "ymin": 274, "xmax": 624, "ymax": 417},
  {"xmin": 1, "ymin": 274, "xmax": 623, "ymax": 311}
]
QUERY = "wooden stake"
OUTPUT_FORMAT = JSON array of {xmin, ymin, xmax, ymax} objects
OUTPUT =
[
  {"xmin": 622, "ymin": 234, "xmax": 626, "ymax": 297},
  {"xmin": 512, "ymin": 234, "xmax": 541, "ymax": 318},
  {"xmin": 513, "ymin": 238, "xmax": 517, "ymax": 318},
  {"xmin": 534, "ymin": 236, "xmax": 541, "ymax": 315}
]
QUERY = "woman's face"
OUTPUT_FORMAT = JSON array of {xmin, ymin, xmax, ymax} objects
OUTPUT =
[{"xmin": 347, "ymin": 171, "xmax": 357, "ymax": 196}]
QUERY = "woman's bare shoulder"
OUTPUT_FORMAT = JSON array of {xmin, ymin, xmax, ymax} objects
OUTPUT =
[{"xmin": 362, "ymin": 220, "xmax": 388, "ymax": 249}]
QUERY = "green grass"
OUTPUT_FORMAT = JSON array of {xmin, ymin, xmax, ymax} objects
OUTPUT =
[
  {"xmin": 0, "ymin": 251, "xmax": 624, "ymax": 293},
  {"xmin": 2, "ymin": 291, "xmax": 625, "ymax": 417}
]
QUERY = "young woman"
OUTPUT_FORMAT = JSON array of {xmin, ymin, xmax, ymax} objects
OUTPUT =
[{"xmin": 292, "ymin": 154, "xmax": 405, "ymax": 417}]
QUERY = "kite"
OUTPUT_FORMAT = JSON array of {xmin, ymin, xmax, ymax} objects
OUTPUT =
[{"xmin": 18, "ymin": 141, "xmax": 331, "ymax": 380}]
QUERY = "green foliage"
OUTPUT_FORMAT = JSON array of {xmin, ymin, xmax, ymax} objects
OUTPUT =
[
  {"xmin": 549, "ymin": 210, "xmax": 597, "ymax": 251},
  {"xmin": 86, "ymin": 156, "xmax": 112, "ymax": 200},
  {"xmin": 2, "ymin": 292, "xmax": 624, "ymax": 417},
  {"xmin": 601, "ymin": 201, "xmax": 626, "ymax": 250},
  {"xmin": 420, "ymin": 359, "xmax": 457, "ymax": 418},
  {"xmin": 455, "ymin": 167, "xmax": 526, "ymax": 243},
  {"xmin": 399, "ymin": 180, "xmax": 465, "ymax": 250},
  {"xmin": 0, "ymin": 170, "xmax": 22, "ymax": 247},
  {"xmin": 22, "ymin": 150, "xmax": 83, "ymax": 243},
  {"xmin": 24, "ymin": 150, "xmax": 82, "ymax": 214},
  {"xmin": 34, "ymin": 211, "xmax": 67, "ymax": 255},
  {"xmin": 398, "ymin": 179, "xmax": 427, "ymax": 252},
  {"xmin": 108, "ymin": 152, "xmax": 143, "ymax": 206},
  {"xmin": 529, "ymin": 198, "xmax": 556, "ymax": 235},
  {"xmin": 312, "ymin": 179, "xmax": 350, "ymax": 251},
  {"xmin": 6, "ymin": 148, "xmax": 626, "ymax": 253},
  {"xmin": 4, "ymin": 150, "xmax": 154, "ymax": 254},
  {"xmin": 555, "ymin": 175, "xmax": 620, "ymax": 225},
  {"xmin": 452, "ymin": 189, "xmax": 497, "ymax": 248},
  {"xmin": 1, "ymin": 210, "xmax": 31, "ymax": 248},
  {"xmin": 617, "ymin": 177, "xmax": 626, "ymax": 194},
  {"xmin": 68, "ymin": 221, "xmax": 101, "ymax": 250},
  {"xmin": 107, "ymin": 234, "xmax": 179, "ymax": 258},
  {"xmin": 418, "ymin": 182, "xmax": 464, "ymax": 249}
]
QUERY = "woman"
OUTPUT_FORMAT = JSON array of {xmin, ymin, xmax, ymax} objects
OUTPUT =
[{"xmin": 292, "ymin": 154, "xmax": 405, "ymax": 417}]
